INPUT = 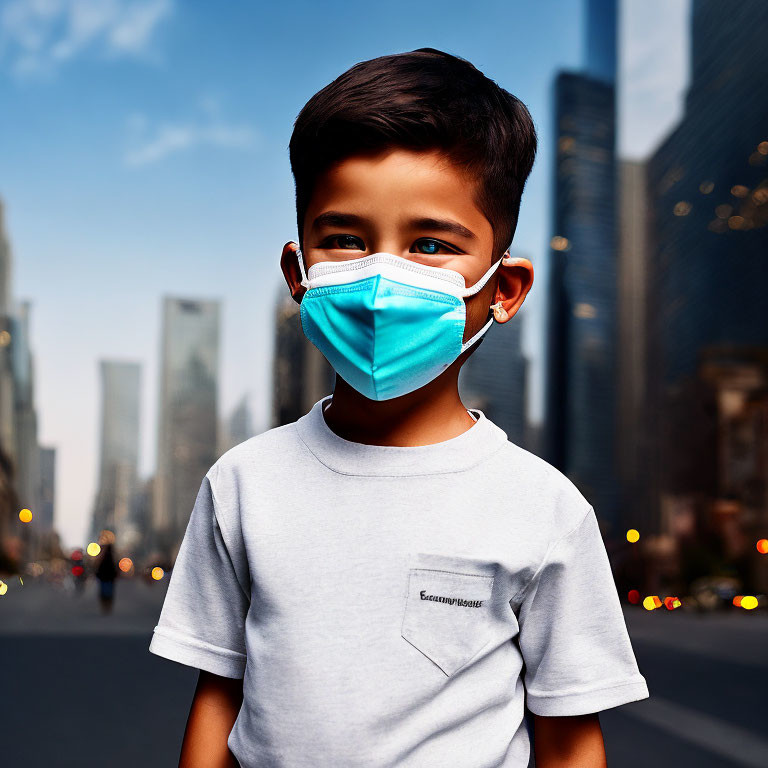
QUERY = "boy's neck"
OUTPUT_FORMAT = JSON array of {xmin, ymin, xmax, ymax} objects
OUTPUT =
[{"xmin": 321, "ymin": 376, "xmax": 477, "ymax": 447}]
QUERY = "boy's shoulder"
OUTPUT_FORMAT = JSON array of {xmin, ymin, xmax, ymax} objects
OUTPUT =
[{"xmin": 496, "ymin": 438, "xmax": 594, "ymax": 538}]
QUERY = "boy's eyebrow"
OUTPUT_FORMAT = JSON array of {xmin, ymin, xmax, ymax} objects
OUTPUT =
[
  {"xmin": 410, "ymin": 217, "xmax": 477, "ymax": 241},
  {"xmin": 312, "ymin": 211, "xmax": 368, "ymax": 230},
  {"xmin": 312, "ymin": 211, "xmax": 477, "ymax": 241}
]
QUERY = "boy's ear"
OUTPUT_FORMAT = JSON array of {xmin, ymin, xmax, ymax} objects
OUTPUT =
[
  {"xmin": 281, "ymin": 241, "xmax": 306, "ymax": 303},
  {"xmin": 491, "ymin": 254, "xmax": 534, "ymax": 323}
]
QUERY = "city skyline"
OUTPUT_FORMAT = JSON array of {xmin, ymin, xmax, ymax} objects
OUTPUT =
[{"xmin": 0, "ymin": 0, "xmax": 691, "ymax": 548}]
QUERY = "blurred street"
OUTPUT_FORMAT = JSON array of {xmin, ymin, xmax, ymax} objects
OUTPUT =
[{"xmin": 1, "ymin": 577, "xmax": 766, "ymax": 767}]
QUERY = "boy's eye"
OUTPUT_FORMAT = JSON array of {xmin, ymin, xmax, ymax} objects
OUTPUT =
[
  {"xmin": 412, "ymin": 238, "xmax": 458, "ymax": 256},
  {"xmin": 325, "ymin": 234, "xmax": 365, "ymax": 250}
]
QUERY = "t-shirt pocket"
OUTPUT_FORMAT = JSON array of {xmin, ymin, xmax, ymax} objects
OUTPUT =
[{"xmin": 401, "ymin": 554, "xmax": 496, "ymax": 677}]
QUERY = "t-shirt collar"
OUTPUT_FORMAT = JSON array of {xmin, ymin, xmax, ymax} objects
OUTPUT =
[{"xmin": 294, "ymin": 394, "xmax": 508, "ymax": 476}]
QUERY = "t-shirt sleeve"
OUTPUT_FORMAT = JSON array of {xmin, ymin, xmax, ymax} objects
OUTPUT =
[
  {"xmin": 516, "ymin": 504, "xmax": 649, "ymax": 716},
  {"xmin": 148, "ymin": 466, "xmax": 250, "ymax": 679}
]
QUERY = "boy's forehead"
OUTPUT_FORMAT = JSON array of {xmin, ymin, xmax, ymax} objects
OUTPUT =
[{"xmin": 305, "ymin": 148, "xmax": 491, "ymax": 238}]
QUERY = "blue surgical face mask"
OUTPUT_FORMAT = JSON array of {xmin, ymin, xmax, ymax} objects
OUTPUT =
[{"xmin": 295, "ymin": 245, "xmax": 504, "ymax": 401}]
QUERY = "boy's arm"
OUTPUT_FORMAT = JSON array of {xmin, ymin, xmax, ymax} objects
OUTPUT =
[
  {"xmin": 179, "ymin": 671, "xmax": 244, "ymax": 768},
  {"xmin": 532, "ymin": 713, "xmax": 607, "ymax": 768},
  {"xmin": 514, "ymin": 503, "xmax": 649, "ymax": 760}
]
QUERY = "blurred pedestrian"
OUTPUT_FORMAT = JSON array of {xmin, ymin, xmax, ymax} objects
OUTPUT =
[{"xmin": 95, "ymin": 542, "xmax": 118, "ymax": 614}]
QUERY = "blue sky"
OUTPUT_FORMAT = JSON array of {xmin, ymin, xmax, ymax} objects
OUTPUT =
[{"xmin": 0, "ymin": 0, "xmax": 690, "ymax": 548}]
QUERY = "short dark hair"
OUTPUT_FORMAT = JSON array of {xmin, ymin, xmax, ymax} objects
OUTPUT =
[{"xmin": 289, "ymin": 48, "xmax": 538, "ymax": 261}]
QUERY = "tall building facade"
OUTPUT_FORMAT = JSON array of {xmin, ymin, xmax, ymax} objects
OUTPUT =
[
  {"xmin": 645, "ymin": 0, "xmax": 768, "ymax": 591},
  {"xmin": 617, "ymin": 160, "xmax": 653, "ymax": 537},
  {"xmin": 154, "ymin": 297, "xmax": 220, "ymax": 560},
  {"xmin": 0, "ymin": 203, "xmax": 43, "ymax": 565},
  {"xmin": 0, "ymin": 200, "xmax": 16, "ymax": 565},
  {"xmin": 219, "ymin": 393, "xmax": 254, "ymax": 455},
  {"xmin": 38, "ymin": 446, "xmax": 56, "ymax": 531},
  {"xmin": 10, "ymin": 301, "xmax": 41, "ymax": 558},
  {"xmin": 90, "ymin": 361, "xmax": 141, "ymax": 552},
  {"xmin": 584, "ymin": 0, "xmax": 617, "ymax": 85},
  {"xmin": 545, "ymin": 6, "xmax": 620, "ymax": 533},
  {"xmin": 271, "ymin": 292, "xmax": 334, "ymax": 427},
  {"xmin": 0, "ymin": 200, "xmax": 11, "ymax": 318}
]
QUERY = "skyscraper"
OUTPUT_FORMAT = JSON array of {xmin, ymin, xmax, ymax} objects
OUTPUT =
[
  {"xmin": 0, "ymin": 200, "xmax": 11, "ymax": 318},
  {"xmin": 0, "ymin": 200, "xmax": 15, "ymax": 508},
  {"xmin": 645, "ymin": 0, "xmax": 768, "ymax": 589},
  {"xmin": 11, "ymin": 301, "xmax": 41, "ymax": 549},
  {"xmin": 154, "ymin": 297, "xmax": 220, "ymax": 560},
  {"xmin": 584, "ymin": 0, "xmax": 617, "ymax": 85},
  {"xmin": 271, "ymin": 292, "xmax": 334, "ymax": 427},
  {"xmin": 38, "ymin": 446, "xmax": 56, "ymax": 531},
  {"xmin": 545, "ymin": 0, "xmax": 620, "ymax": 533},
  {"xmin": 90, "ymin": 361, "xmax": 141, "ymax": 551},
  {"xmin": 220, "ymin": 393, "xmax": 255, "ymax": 454},
  {"xmin": 617, "ymin": 160, "xmax": 653, "ymax": 536}
]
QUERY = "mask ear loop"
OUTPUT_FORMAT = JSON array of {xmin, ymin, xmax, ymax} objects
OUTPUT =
[
  {"xmin": 459, "ymin": 252, "xmax": 511, "ymax": 353},
  {"xmin": 459, "ymin": 254, "xmax": 504, "ymax": 298},
  {"xmin": 294, "ymin": 244, "xmax": 310, "ymax": 288}
]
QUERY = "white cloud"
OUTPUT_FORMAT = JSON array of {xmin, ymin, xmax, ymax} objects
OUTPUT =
[
  {"xmin": 0, "ymin": 0, "xmax": 172, "ymax": 77},
  {"xmin": 124, "ymin": 108, "xmax": 258, "ymax": 166}
]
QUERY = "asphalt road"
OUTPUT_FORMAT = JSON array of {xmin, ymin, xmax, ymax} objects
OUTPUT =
[{"xmin": 1, "ymin": 575, "xmax": 766, "ymax": 767}]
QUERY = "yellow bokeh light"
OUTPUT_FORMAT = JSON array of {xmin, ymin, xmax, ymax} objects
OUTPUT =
[
  {"xmin": 19, "ymin": 508, "xmax": 33, "ymax": 523},
  {"xmin": 728, "ymin": 215, "xmax": 744, "ymax": 229},
  {"xmin": 699, "ymin": 181, "xmax": 714, "ymax": 194},
  {"xmin": 151, "ymin": 567, "xmax": 165, "ymax": 581},
  {"xmin": 0, "ymin": 581, "xmax": 7, "ymax": 596},
  {"xmin": 87, "ymin": 542, "xmax": 101, "ymax": 557},
  {"xmin": 550, "ymin": 235, "xmax": 570, "ymax": 251},
  {"xmin": 626, "ymin": 529, "xmax": 640, "ymax": 543},
  {"xmin": 673, "ymin": 201, "xmax": 691, "ymax": 216},
  {"xmin": 758, "ymin": 141, "xmax": 768, "ymax": 155},
  {"xmin": 730, "ymin": 185, "xmax": 749, "ymax": 198},
  {"xmin": 642, "ymin": 596, "xmax": 657, "ymax": 611},
  {"xmin": 0, "ymin": 330, "xmax": 10, "ymax": 347},
  {"xmin": 741, "ymin": 596, "xmax": 758, "ymax": 610}
]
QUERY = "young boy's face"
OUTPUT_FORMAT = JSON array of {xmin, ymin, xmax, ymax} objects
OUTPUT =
[{"xmin": 286, "ymin": 147, "xmax": 517, "ymax": 349}]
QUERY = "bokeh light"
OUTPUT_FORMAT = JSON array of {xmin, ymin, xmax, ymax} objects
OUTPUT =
[
  {"xmin": 151, "ymin": 567, "xmax": 165, "ymax": 580},
  {"xmin": 756, "ymin": 538, "xmax": 768, "ymax": 554},
  {"xmin": 628, "ymin": 589, "xmax": 640, "ymax": 604},
  {"xmin": 734, "ymin": 595, "xmax": 758, "ymax": 610},
  {"xmin": 118, "ymin": 557, "xmax": 133, "ymax": 573},
  {"xmin": 19, "ymin": 508, "xmax": 33, "ymax": 523},
  {"xmin": 0, "ymin": 580, "xmax": 7, "ymax": 596},
  {"xmin": 626, "ymin": 528, "xmax": 640, "ymax": 543},
  {"xmin": 86, "ymin": 542, "xmax": 101, "ymax": 557}
]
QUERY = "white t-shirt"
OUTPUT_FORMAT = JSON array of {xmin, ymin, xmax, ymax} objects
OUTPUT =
[{"xmin": 149, "ymin": 394, "xmax": 649, "ymax": 767}]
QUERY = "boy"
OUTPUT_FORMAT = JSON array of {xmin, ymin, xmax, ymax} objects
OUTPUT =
[{"xmin": 149, "ymin": 48, "xmax": 649, "ymax": 767}]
